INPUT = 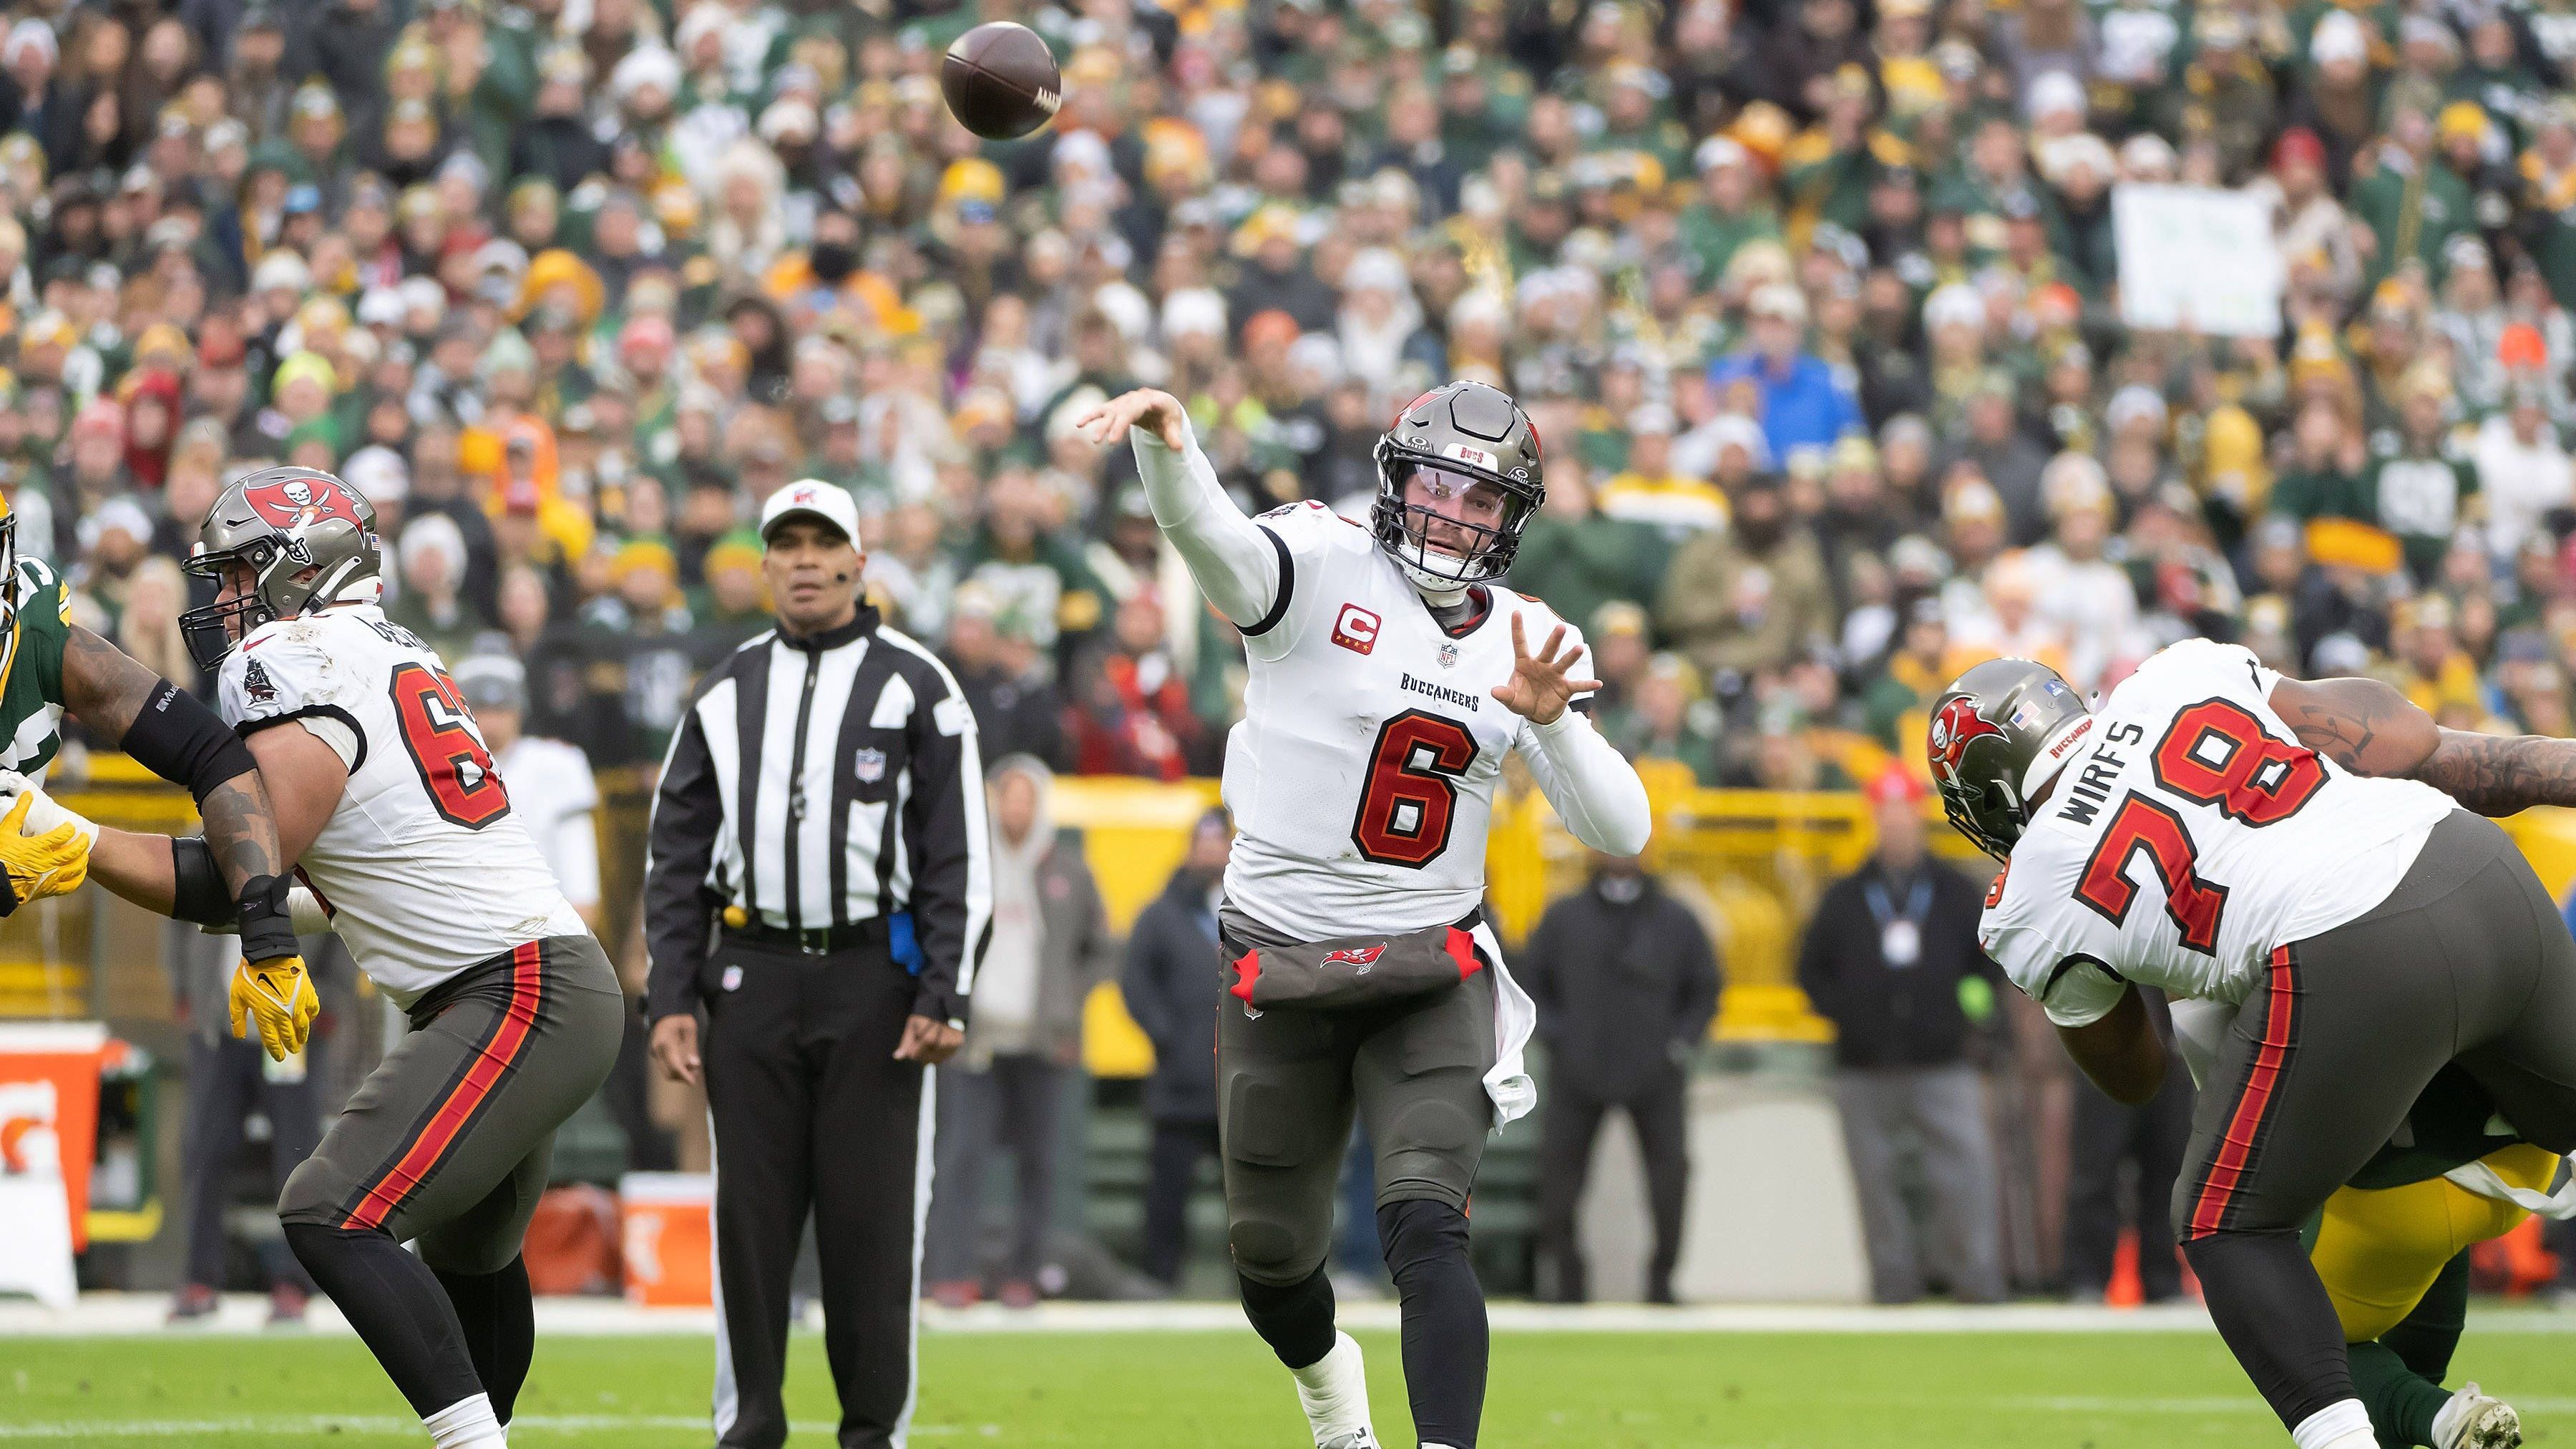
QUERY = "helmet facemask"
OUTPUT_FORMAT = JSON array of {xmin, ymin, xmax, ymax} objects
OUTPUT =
[
  {"xmin": 180, "ymin": 537, "xmax": 287, "ymax": 674},
  {"xmin": 1370, "ymin": 457, "xmax": 1536, "ymax": 590}
]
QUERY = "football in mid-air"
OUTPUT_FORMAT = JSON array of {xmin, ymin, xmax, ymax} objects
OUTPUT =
[{"xmin": 941, "ymin": 22, "xmax": 1062, "ymax": 141}]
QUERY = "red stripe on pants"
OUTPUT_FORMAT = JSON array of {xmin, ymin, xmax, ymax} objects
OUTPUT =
[
  {"xmin": 341, "ymin": 941, "xmax": 545, "ymax": 1231},
  {"xmin": 2185, "ymin": 945, "xmax": 2296, "ymax": 1239}
]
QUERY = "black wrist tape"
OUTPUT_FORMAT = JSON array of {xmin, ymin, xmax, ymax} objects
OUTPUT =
[
  {"xmin": 235, "ymin": 873, "xmax": 297, "ymax": 965},
  {"xmin": 123, "ymin": 681, "xmax": 259, "ymax": 804}
]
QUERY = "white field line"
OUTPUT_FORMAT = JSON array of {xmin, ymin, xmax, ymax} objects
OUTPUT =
[
  {"xmin": 2002, "ymin": 1396, "xmax": 2576, "ymax": 1415},
  {"xmin": 3, "ymin": 1294, "xmax": 2572, "ymax": 1337},
  {"xmin": 0, "ymin": 1415, "xmax": 973, "ymax": 1438}
]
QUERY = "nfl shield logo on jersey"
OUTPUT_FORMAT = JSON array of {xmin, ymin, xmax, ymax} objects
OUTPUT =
[
  {"xmin": 1436, "ymin": 643, "xmax": 1459, "ymax": 669},
  {"xmin": 854, "ymin": 746, "xmax": 887, "ymax": 783}
]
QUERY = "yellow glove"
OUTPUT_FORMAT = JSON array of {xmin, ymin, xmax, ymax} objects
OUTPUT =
[
  {"xmin": 229, "ymin": 955, "xmax": 319, "ymax": 1062},
  {"xmin": 0, "ymin": 791, "xmax": 91, "ymax": 915}
]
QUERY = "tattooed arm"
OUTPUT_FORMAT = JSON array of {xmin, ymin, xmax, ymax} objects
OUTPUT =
[
  {"xmin": 59, "ymin": 625, "xmax": 285, "ymax": 892},
  {"xmin": 2269, "ymin": 673, "xmax": 2576, "ymax": 816}
]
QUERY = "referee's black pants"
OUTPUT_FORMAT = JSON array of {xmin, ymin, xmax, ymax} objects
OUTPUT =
[{"xmin": 703, "ymin": 932, "xmax": 932, "ymax": 1449}]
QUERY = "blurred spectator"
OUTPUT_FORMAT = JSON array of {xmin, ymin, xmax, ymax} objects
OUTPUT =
[
  {"xmin": 1657, "ymin": 473, "xmax": 1833, "ymax": 694},
  {"xmin": 1861, "ymin": 599, "xmax": 1949, "ymax": 751},
  {"xmin": 2372, "ymin": 365, "xmax": 2482, "ymax": 582},
  {"xmin": 927, "ymin": 757, "xmax": 1111, "ymax": 1309},
  {"xmin": 1941, "ymin": 374, "xmax": 2052, "ymax": 545},
  {"xmin": 2024, "ymin": 456, "xmax": 2140, "ymax": 693},
  {"xmin": 457, "ymin": 655, "xmax": 601, "ymax": 934},
  {"xmin": 1597, "ymin": 405, "xmax": 1732, "ymax": 540},
  {"xmin": 945, "ymin": 581, "xmax": 1069, "ymax": 772},
  {"xmin": 2473, "ymin": 384, "xmax": 2571, "ymax": 562},
  {"xmin": 1119, "ymin": 808, "xmax": 1231, "ymax": 1289},
  {"xmin": 1605, "ymin": 652, "xmax": 1724, "ymax": 785},
  {"xmin": 386, "ymin": 512, "xmax": 484, "ymax": 664},
  {"xmin": 1797, "ymin": 768, "xmax": 2006, "ymax": 1304},
  {"xmin": 1707, "ymin": 283, "xmax": 1862, "ymax": 469},
  {"xmin": 1065, "ymin": 592, "xmax": 1208, "ymax": 780},
  {"xmin": 1513, "ymin": 462, "xmax": 1670, "ymax": 631},
  {"xmin": 1521, "ymin": 850, "xmax": 1720, "ymax": 1303}
]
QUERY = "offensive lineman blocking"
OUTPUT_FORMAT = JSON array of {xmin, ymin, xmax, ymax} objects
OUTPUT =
[
  {"xmin": 20, "ymin": 467, "xmax": 620, "ymax": 1449},
  {"xmin": 1077, "ymin": 381, "xmax": 1650, "ymax": 1449},
  {"xmin": 1933, "ymin": 641, "xmax": 2576, "ymax": 1449}
]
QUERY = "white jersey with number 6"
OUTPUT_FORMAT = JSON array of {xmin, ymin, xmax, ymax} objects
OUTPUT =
[
  {"xmin": 217, "ymin": 605, "xmax": 588, "ymax": 1006},
  {"xmin": 1219, "ymin": 499, "xmax": 1594, "ymax": 940},
  {"xmin": 1978, "ymin": 639, "xmax": 2454, "ymax": 1028}
]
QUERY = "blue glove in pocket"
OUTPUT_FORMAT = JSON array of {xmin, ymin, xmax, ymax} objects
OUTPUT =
[{"xmin": 888, "ymin": 910, "xmax": 926, "ymax": 976}]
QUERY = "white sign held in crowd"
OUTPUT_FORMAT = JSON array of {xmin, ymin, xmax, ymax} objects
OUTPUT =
[{"xmin": 2111, "ymin": 183, "xmax": 2285, "ymax": 338}]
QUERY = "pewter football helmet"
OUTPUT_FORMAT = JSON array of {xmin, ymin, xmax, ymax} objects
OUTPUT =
[
  {"xmin": 180, "ymin": 466, "xmax": 382, "ymax": 670},
  {"xmin": 1370, "ymin": 381, "xmax": 1546, "ymax": 590},
  {"xmin": 1926, "ymin": 658, "xmax": 2094, "ymax": 858}
]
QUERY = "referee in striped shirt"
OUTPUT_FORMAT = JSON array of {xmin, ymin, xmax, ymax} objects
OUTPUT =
[{"xmin": 645, "ymin": 479, "xmax": 992, "ymax": 1449}]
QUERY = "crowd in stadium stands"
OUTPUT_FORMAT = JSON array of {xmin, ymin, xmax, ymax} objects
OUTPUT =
[{"xmin": 16, "ymin": 0, "xmax": 2576, "ymax": 1300}]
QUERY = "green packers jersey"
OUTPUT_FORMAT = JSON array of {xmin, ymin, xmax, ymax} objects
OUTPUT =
[{"xmin": 0, "ymin": 558, "xmax": 76, "ymax": 779}]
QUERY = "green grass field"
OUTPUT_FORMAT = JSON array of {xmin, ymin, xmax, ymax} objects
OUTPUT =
[{"xmin": 1, "ymin": 1327, "xmax": 2570, "ymax": 1447}]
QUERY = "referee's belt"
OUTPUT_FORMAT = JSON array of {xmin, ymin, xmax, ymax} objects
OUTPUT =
[{"xmin": 721, "ymin": 917, "xmax": 886, "ymax": 956}]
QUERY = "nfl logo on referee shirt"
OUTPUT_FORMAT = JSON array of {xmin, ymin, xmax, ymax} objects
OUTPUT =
[{"xmin": 854, "ymin": 746, "xmax": 887, "ymax": 783}]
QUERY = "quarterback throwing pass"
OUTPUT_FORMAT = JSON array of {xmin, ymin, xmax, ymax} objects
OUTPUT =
[{"xmin": 1077, "ymin": 381, "xmax": 1649, "ymax": 1449}]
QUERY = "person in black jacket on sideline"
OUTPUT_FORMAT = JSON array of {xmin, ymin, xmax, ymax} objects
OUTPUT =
[
  {"xmin": 1119, "ymin": 808, "xmax": 1231, "ymax": 1287},
  {"xmin": 1521, "ymin": 852, "xmax": 1721, "ymax": 1303},
  {"xmin": 1796, "ymin": 765, "xmax": 2006, "ymax": 1303}
]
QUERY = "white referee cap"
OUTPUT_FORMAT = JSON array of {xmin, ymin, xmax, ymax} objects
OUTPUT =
[{"xmin": 759, "ymin": 479, "xmax": 861, "ymax": 545}]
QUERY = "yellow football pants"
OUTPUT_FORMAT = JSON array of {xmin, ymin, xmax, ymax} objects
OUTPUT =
[{"xmin": 2311, "ymin": 1144, "xmax": 2560, "ymax": 1343}]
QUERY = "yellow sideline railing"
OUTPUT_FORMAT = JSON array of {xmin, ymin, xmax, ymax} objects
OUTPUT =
[{"xmin": 24, "ymin": 762, "xmax": 2576, "ymax": 1080}]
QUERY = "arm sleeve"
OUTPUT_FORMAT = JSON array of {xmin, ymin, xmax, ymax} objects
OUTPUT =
[
  {"xmin": 902, "ymin": 669, "xmax": 992, "ymax": 1026},
  {"xmin": 643, "ymin": 706, "xmax": 726, "ymax": 1023},
  {"xmin": 1520, "ymin": 708, "xmax": 1654, "ymax": 856},
  {"xmin": 1131, "ymin": 419, "xmax": 1283, "ymax": 630}
]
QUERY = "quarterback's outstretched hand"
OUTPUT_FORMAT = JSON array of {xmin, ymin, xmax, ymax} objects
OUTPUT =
[
  {"xmin": 1491, "ymin": 613, "xmax": 1602, "ymax": 726},
  {"xmin": 1075, "ymin": 389, "xmax": 1190, "ymax": 452}
]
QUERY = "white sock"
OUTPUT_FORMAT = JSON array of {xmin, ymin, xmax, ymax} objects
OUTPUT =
[
  {"xmin": 1290, "ymin": 1330, "xmax": 1372, "ymax": 1440},
  {"xmin": 2290, "ymin": 1398, "xmax": 2376, "ymax": 1449},
  {"xmin": 422, "ymin": 1392, "xmax": 507, "ymax": 1449}
]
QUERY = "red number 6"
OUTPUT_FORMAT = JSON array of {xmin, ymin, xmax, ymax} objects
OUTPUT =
[
  {"xmin": 1351, "ymin": 710, "xmax": 1478, "ymax": 868},
  {"xmin": 391, "ymin": 662, "xmax": 511, "ymax": 829}
]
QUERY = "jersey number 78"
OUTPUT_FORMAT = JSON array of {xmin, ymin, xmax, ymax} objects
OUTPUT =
[
  {"xmin": 2074, "ymin": 699, "xmax": 2324, "ymax": 952},
  {"xmin": 391, "ymin": 662, "xmax": 512, "ymax": 829}
]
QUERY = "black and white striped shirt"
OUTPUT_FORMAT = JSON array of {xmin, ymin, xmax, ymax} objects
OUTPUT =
[{"xmin": 643, "ymin": 605, "xmax": 992, "ymax": 1025}]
